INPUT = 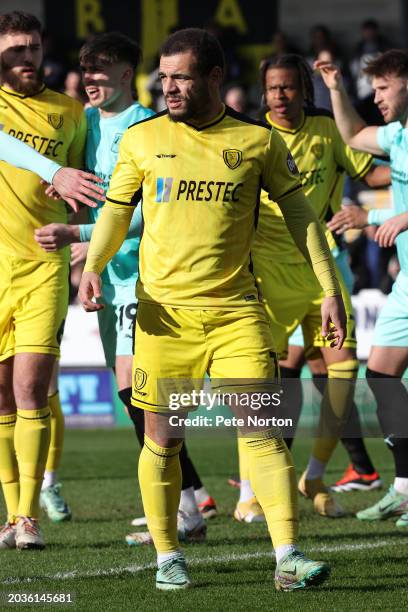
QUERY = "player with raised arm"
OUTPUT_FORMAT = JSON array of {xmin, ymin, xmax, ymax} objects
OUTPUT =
[
  {"xmin": 234, "ymin": 54, "xmax": 389, "ymax": 523},
  {"xmin": 0, "ymin": 11, "xmax": 87, "ymax": 550},
  {"xmin": 79, "ymin": 29, "xmax": 346, "ymax": 591},
  {"xmin": 317, "ymin": 49, "xmax": 408, "ymax": 526},
  {"xmin": 34, "ymin": 32, "xmax": 216, "ymax": 537}
]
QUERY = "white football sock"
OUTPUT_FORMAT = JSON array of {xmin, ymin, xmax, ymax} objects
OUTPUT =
[
  {"xmin": 305, "ymin": 457, "xmax": 326, "ymax": 480},
  {"xmin": 42, "ymin": 470, "xmax": 57, "ymax": 490},
  {"xmin": 275, "ymin": 544, "xmax": 297, "ymax": 564},
  {"xmin": 179, "ymin": 486, "xmax": 199, "ymax": 514},
  {"xmin": 194, "ymin": 486, "xmax": 209, "ymax": 505},
  {"xmin": 239, "ymin": 479, "xmax": 255, "ymax": 503},
  {"xmin": 394, "ymin": 477, "xmax": 408, "ymax": 496},
  {"xmin": 157, "ymin": 550, "xmax": 183, "ymax": 567}
]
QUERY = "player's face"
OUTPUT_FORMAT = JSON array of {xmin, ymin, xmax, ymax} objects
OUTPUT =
[
  {"xmin": 372, "ymin": 75, "xmax": 408, "ymax": 123},
  {"xmin": 0, "ymin": 30, "xmax": 43, "ymax": 95},
  {"xmin": 264, "ymin": 67, "xmax": 304, "ymax": 125},
  {"xmin": 159, "ymin": 51, "xmax": 213, "ymax": 122},
  {"xmin": 81, "ymin": 59, "xmax": 131, "ymax": 110}
]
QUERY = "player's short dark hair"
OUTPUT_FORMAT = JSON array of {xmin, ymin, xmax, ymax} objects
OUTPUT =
[
  {"xmin": 0, "ymin": 10, "xmax": 42, "ymax": 36},
  {"xmin": 260, "ymin": 54, "xmax": 315, "ymax": 107},
  {"xmin": 364, "ymin": 49, "xmax": 408, "ymax": 79},
  {"xmin": 160, "ymin": 28, "xmax": 225, "ymax": 76},
  {"xmin": 79, "ymin": 32, "xmax": 142, "ymax": 71}
]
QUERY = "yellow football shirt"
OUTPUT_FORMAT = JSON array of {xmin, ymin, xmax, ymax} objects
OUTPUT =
[
  {"xmin": 253, "ymin": 108, "xmax": 373, "ymax": 263},
  {"xmin": 0, "ymin": 85, "xmax": 86, "ymax": 262},
  {"xmin": 104, "ymin": 106, "xmax": 304, "ymax": 308}
]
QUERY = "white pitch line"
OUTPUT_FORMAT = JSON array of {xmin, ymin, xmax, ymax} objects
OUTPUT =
[{"xmin": 2, "ymin": 538, "xmax": 401, "ymax": 585}]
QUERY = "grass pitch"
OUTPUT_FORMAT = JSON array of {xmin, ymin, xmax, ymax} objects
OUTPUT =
[{"xmin": 0, "ymin": 430, "xmax": 407, "ymax": 611}]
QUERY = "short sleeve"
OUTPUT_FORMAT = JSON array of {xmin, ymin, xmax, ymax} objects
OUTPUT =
[
  {"xmin": 261, "ymin": 128, "xmax": 303, "ymax": 202},
  {"xmin": 377, "ymin": 122, "xmax": 401, "ymax": 155}
]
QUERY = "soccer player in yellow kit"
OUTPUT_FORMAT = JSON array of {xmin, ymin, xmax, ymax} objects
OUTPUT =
[
  {"xmin": 236, "ymin": 54, "xmax": 390, "ymax": 521},
  {"xmin": 0, "ymin": 11, "xmax": 86, "ymax": 549},
  {"xmin": 79, "ymin": 29, "xmax": 346, "ymax": 591}
]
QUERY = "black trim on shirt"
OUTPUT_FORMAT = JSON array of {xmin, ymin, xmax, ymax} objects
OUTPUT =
[
  {"xmin": 106, "ymin": 196, "xmax": 136, "ymax": 206},
  {"xmin": 225, "ymin": 106, "xmax": 272, "ymax": 131},
  {"xmin": 127, "ymin": 109, "xmax": 168, "ymax": 130}
]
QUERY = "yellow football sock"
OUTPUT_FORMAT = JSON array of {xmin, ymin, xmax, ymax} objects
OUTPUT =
[
  {"xmin": 238, "ymin": 435, "xmax": 250, "ymax": 480},
  {"xmin": 138, "ymin": 435, "xmax": 182, "ymax": 553},
  {"xmin": 15, "ymin": 406, "xmax": 50, "ymax": 518},
  {"xmin": 311, "ymin": 359, "xmax": 359, "ymax": 464},
  {"xmin": 45, "ymin": 391, "xmax": 64, "ymax": 473},
  {"xmin": 244, "ymin": 431, "xmax": 298, "ymax": 548},
  {"xmin": 0, "ymin": 413, "xmax": 19, "ymax": 521}
]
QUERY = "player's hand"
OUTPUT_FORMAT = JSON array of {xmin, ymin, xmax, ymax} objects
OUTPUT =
[
  {"xmin": 313, "ymin": 60, "xmax": 344, "ymax": 90},
  {"xmin": 34, "ymin": 223, "xmax": 80, "ymax": 252},
  {"xmin": 321, "ymin": 294, "xmax": 347, "ymax": 350},
  {"xmin": 71, "ymin": 242, "xmax": 89, "ymax": 266},
  {"xmin": 79, "ymin": 271, "xmax": 104, "ymax": 312},
  {"xmin": 41, "ymin": 181, "xmax": 60, "ymax": 200},
  {"xmin": 50, "ymin": 168, "xmax": 105, "ymax": 212},
  {"xmin": 374, "ymin": 212, "xmax": 408, "ymax": 247},
  {"xmin": 326, "ymin": 204, "xmax": 368, "ymax": 233}
]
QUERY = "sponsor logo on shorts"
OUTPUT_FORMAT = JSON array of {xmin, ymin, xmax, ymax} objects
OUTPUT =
[
  {"xmin": 133, "ymin": 368, "xmax": 147, "ymax": 396},
  {"xmin": 223, "ymin": 149, "xmax": 242, "ymax": 169}
]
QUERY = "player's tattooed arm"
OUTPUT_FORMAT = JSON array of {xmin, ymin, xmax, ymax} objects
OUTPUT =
[{"xmin": 374, "ymin": 211, "xmax": 408, "ymax": 247}]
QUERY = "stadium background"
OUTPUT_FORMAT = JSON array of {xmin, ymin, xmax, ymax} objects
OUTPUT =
[{"xmin": 3, "ymin": 0, "xmax": 407, "ymax": 428}]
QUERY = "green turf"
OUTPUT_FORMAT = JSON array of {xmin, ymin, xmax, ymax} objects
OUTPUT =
[{"xmin": 0, "ymin": 430, "xmax": 407, "ymax": 611}]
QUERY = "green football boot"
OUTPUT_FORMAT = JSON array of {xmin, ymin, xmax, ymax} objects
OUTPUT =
[
  {"xmin": 156, "ymin": 555, "xmax": 192, "ymax": 591},
  {"xmin": 40, "ymin": 483, "xmax": 72, "ymax": 522},
  {"xmin": 356, "ymin": 486, "xmax": 408, "ymax": 521},
  {"xmin": 275, "ymin": 550, "xmax": 330, "ymax": 591}
]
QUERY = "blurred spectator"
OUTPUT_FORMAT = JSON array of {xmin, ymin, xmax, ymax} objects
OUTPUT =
[
  {"xmin": 313, "ymin": 49, "xmax": 354, "ymax": 111},
  {"xmin": 350, "ymin": 19, "xmax": 390, "ymax": 101},
  {"xmin": 224, "ymin": 83, "xmax": 247, "ymax": 112},
  {"xmin": 42, "ymin": 32, "xmax": 65, "ymax": 90},
  {"xmin": 64, "ymin": 69, "xmax": 87, "ymax": 104},
  {"xmin": 223, "ymin": 82, "xmax": 257, "ymax": 117},
  {"xmin": 270, "ymin": 30, "xmax": 300, "ymax": 56},
  {"xmin": 307, "ymin": 24, "xmax": 340, "ymax": 64}
]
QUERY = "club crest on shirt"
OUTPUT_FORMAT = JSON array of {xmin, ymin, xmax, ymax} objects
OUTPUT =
[
  {"xmin": 111, "ymin": 132, "xmax": 124, "ymax": 153},
  {"xmin": 48, "ymin": 113, "xmax": 63, "ymax": 129},
  {"xmin": 223, "ymin": 149, "xmax": 242, "ymax": 169},
  {"xmin": 134, "ymin": 368, "xmax": 147, "ymax": 391},
  {"xmin": 311, "ymin": 143, "xmax": 324, "ymax": 159}
]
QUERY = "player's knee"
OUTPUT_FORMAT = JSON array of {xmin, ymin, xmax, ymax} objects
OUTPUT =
[
  {"xmin": 14, "ymin": 378, "xmax": 49, "ymax": 407},
  {"xmin": 0, "ymin": 383, "xmax": 15, "ymax": 411}
]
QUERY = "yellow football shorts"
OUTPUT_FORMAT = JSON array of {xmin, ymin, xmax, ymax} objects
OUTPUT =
[
  {"xmin": 0, "ymin": 254, "xmax": 69, "ymax": 362},
  {"xmin": 253, "ymin": 256, "xmax": 356, "ymax": 360},
  {"xmin": 131, "ymin": 301, "xmax": 280, "ymax": 412}
]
